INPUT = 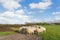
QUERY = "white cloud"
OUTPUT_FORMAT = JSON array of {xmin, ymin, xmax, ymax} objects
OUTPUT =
[
  {"xmin": 1, "ymin": 11, "xmax": 15, "ymax": 17},
  {"xmin": 0, "ymin": 17, "xmax": 17, "ymax": 24},
  {"xmin": 44, "ymin": 18, "xmax": 53, "ymax": 22},
  {"xmin": 52, "ymin": 11, "xmax": 60, "ymax": 23},
  {"xmin": 0, "ymin": 0, "xmax": 21, "ymax": 10},
  {"xmin": 42, "ymin": 0, "xmax": 51, "ymax": 2},
  {"xmin": 29, "ymin": 0, "xmax": 52, "ymax": 9},
  {"xmin": 32, "ymin": 19, "xmax": 41, "ymax": 22},
  {"xmin": 55, "ymin": 16, "xmax": 60, "ymax": 20},
  {"xmin": 54, "ymin": 16, "xmax": 60, "ymax": 23},
  {"xmin": 16, "ymin": 10, "xmax": 25, "ymax": 14},
  {"xmin": 54, "ymin": 15, "xmax": 60, "ymax": 21},
  {"xmin": 52, "ymin": 12, "xmax": 60, "ymax": 15},
  {"xmin": 0, "ymin": 10, "xmax": 31, "ymax": 24},
  {"xmin": 16, "ymin": 0, "xmax": 25, "ymax": 2},
  {"xmin": 52, "ymin": 12, "xmax": 60, "ymax": 20}
]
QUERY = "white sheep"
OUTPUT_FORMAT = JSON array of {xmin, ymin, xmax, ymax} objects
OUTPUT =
[
  {"xmin": 26, "ymin": 27, "xmax": 35, "ymax": 34},
  {"xmin": 19, "ymin": 26, "xmax": 36, "ymax": 34},
  {"xmin": 19, "ymin": 25, "xmax": 46, "ymax": 35}
]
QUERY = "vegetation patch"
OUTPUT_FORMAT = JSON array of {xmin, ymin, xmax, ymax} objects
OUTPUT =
[
  {"xmin": 0, "ymin": 31, "xmax": 15, "ymax": 36},
  {"xmin": 38, "ymin": 25, "xmax": 60, "ymax": 40}
]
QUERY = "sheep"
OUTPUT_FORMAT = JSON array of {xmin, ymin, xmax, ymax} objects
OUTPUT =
[
  {"xmin": 19, "ymin": 26, "xmax": 28, "ymax": 34},
  {"xmin": 26, "ymin": 27, "xmax": 36, "ymax": 34},
  {"xmin": 19, "ymin": 26, "xmax": 36, "ymax": 35},
  {"xmin": 19, "ymin": 25, "xmax": 46, "ymax": 35},
  {"xmin": 34, "ymin": 25, "xmax": 46, "ymax": 35}
]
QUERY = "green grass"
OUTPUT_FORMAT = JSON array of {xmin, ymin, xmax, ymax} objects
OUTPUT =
[
  {"xmin": 10, "ymin": 27, "xmax": 19, "ymax": 31},
  {"xmin": 39, "ymin": 25, "xmax": 60, "ymax": 40},
  {"xmin": 0, "ymin": 27, "xmax": 19, "ymax": 36},
  {"xmin": 0, "ymin": 24, "xmax": 60, "ymax": 40},
  {"xmin": 0, "ymin": 31, "xmax": 15, "ymax": 36}
]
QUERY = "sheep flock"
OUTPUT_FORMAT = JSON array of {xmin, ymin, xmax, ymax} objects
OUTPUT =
[{"xmin": 19, "ymin": 25, "xmax": 46, "ymax": 35}]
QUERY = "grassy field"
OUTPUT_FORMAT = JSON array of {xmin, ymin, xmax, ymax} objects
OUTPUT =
[
  {"xmin": 39, "ymin": 24, "xmax": 60, "ymax": 40},
  {"xmin": 0, "ymin": 24, "xmax": 60, "ymax": 40},
  {"xmin": 9, "ymin": 24, "xmax": 60, "ymax": 40},
  {"xmin": 0, "ymin": 31, "xmax": 15, "ymax": 36},
  {"xmin": 0, "ymin": 25, "xmax": 16, "ymax": 36}
]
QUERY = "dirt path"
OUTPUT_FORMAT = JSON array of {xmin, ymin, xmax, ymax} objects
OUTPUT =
[{"xmin": 0, "ymin": 33, "xmax": 42, "ymax": 40}]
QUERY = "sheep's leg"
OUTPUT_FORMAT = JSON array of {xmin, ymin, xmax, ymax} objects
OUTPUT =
[
  {"xmin": 34, "ymin": 30, "xmax": 38, "ymax": 35},
  {"xmin": 31, "ymin": 32, "xmax": 34, "ymax": 35}
]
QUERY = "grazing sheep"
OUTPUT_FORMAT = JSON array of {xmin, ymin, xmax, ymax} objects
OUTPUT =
[
  {"xmin": 19, "ymin": 26, "xmax": 36, "ymax": 34},
  {"xmin": 19, "ymin": 26, "xmax": 28, "ymax": 34},
  {"xmin": 26, "ymin": 27, "xmax": 36, "ymax": 34},
  {"xmin": 19, "ymin": 25, "xmax": 46, "ymax": 35}
]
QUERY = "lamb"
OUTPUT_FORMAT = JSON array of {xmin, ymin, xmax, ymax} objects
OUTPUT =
[
  {"xmin": 26, "ymin": 27, "xmax": 36, "ymax": 34},
  {"xmin": 19, "ymin": 26, "xmax": 36, "ymax": 34},
  {"xmin": 19, "ymin": 25, "xmax": 46, "ymax": 35}
]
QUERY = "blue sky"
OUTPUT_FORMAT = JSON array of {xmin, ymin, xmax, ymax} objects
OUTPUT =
[{"xmin": 0, "ymin": 0, "xmax": 60, "ymax": 24}]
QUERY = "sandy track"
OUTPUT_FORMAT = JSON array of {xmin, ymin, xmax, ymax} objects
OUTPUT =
[{"xmin": 0, "ymin": 33, "xmax": 42, "ymax": 40}]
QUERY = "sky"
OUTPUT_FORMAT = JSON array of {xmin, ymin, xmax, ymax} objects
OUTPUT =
[{"xmin": 0, "ymin": 0, "xmax": 60, "ymax": 24}]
